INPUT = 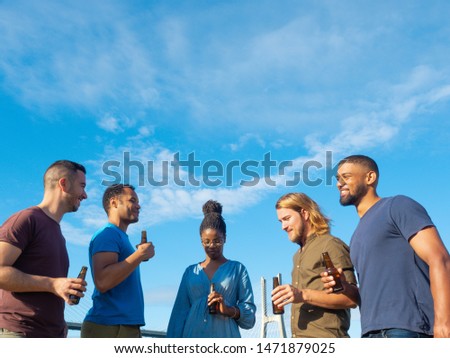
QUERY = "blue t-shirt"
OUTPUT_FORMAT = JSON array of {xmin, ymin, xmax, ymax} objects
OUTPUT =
[
  {"xmin": 84, "ymin": 223, "xmax": 145, "ymax": 326},
  {"xmin": 350, "ymin": 195, "xmax": 434, "ymax": 336}
]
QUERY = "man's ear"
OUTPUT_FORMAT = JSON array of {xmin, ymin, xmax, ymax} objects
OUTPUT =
[
  {"xmin": 110, "ymin": 196, "xmax": 119, "ymax": 209},
  {"xmin": 58, "ymin": 177, "xmax": 69, "ymax": 192},
  {"xmin": 301, "ymin": 209, "xmax": 310, "ymax": 222},
  {"xmin": 366, "ymin": 170, "xmax": 377, "ymax": 185}
]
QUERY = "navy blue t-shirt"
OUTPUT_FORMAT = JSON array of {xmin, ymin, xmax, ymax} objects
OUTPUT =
[{"xmin": 350, "ymin": 195, "xmax": 434, "ymax": 336}]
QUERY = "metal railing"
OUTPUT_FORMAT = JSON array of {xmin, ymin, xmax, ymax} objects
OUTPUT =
[{"xmin": 66, "ymin": 322, "xmax": 166, "ymax": 338}]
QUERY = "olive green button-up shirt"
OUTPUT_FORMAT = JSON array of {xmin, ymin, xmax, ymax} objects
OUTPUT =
[{"xmin": 291, "ymin": 233, "xmax": 357, "ymax": 338}]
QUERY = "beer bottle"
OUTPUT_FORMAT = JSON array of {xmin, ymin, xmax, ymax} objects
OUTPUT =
[
  {"xmin": 141, "ymin": 230, "xmax": 149, "ymax": 262},
  {"xmin": 209, "ymin": 283, "xmax": 219, "ymax": 314},
  {"xmin": 69, "ymin": 266, "xmax": 88, "ymax": 305},
  {"xmin": 322, "ymin": 252, "xmax": 344, "ymax": 293},
  {"xmin": 272, "ymin": 275, "xmax": 284, "ymax": 315},
  {"xmin": 141, "ymin": 230, "xmax": 147, "ymax": 244}
]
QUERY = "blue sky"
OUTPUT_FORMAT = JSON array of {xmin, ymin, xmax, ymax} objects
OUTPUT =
[{"xmin": 1, "ymin": 1, "xmax": 450, "ymax": 338}]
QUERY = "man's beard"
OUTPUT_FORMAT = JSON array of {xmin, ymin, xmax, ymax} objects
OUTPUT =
[
  {"xmin": 292, "ymin": 224, "xmax": 307, "ymax": 247},
  {"xmin": 339, "ymin": 183, "xmax": 368, "ymax": 207},
  {"xmin": 66, "ymin": 192, "xmax": 81, "ymax": 212}
]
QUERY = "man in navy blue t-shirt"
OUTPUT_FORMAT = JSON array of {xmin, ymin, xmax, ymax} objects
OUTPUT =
[{"xmin": 328, "ymin": 154, "xmax": 450, "ymax": 338}]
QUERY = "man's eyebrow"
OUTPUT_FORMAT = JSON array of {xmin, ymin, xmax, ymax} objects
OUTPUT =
[{"xmin": 337, "ymin": 172, "xmax": 352, "ymax": 176}]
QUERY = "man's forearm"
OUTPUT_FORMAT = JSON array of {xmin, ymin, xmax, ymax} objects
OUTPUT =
[
  {"xmin": 430, "ymin": 258, "xmax": 450, "ymax": 337},
  {"xmin": 0, "ymin": 266, "xmax": 54, "ymax": 293},
  {"xmin": 302, "ymin": 285, "xmax": 358, "ymax": 309}
]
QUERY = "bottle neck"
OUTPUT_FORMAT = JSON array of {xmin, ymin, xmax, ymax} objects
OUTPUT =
[{"xmin": 322, "ymin": 254, "xmax": 334, "ymax": 269}]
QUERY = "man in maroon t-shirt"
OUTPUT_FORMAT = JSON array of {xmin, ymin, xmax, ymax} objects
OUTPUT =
[{"xmin": 0, "ymin": 160, "xmax": 88, "ymax": 338}]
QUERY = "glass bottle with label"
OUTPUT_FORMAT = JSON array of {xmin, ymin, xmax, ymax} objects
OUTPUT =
[
  {"xmin": 209, "ymin": 283, "xmax": 219, "ymax": 314},
  {"xmin": 322, "ymin": 252, "xmax": 344, "ymax": 293},
  {"xmin": 69, "ymin": 266, "xmax": 88, "ymax": 305},
  {"xmin": 141, "ymin": 230, "xmax": 149, "ymax": 261},
  {"xmin": 272, "ymin": 274, "xmax": 284, "ymax": 314}
]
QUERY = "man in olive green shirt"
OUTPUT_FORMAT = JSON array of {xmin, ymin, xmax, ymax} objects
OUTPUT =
[{"xmin": 272, "ymin": 193, "xmax": 359, "ymax": 338}]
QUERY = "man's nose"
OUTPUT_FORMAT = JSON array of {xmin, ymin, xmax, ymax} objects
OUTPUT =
[{"xmin": 336, "ymin": 177, "xmax": 345, "ymax": 188}]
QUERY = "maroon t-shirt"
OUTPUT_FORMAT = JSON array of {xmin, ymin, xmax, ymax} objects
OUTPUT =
[{"xmin": 0, "ymin": 207, "xmax": 69, "ymax": 337}]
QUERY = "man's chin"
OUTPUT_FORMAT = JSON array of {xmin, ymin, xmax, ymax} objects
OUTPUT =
[
  {"xmin": 339, "ymin": 195, "xmax": 356, "ymax": 206},
  {"xmin": 70, "ymin": 205, "xmax": 80, "ymax": 212}
]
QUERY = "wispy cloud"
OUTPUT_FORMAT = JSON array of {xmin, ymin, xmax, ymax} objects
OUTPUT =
[
  {"xmin": 0, "ymin": 2, "xmax": 159, "ymax": 114},
  {"xmin": 96, "ymin": 114, "xmax": 140, "ymax": 134},
  {"xmin": 2, "ymin": 1, "xmax": 450, "ymax": 141},
  {"xmin": 63, "ymin": 61, "xmax": 450, "ymax": 247},
  {"xmin": 228, "ymin": 133, "xmax": 266, "ymax": 152},
  {"xmin": 97, "ymin": 116, "xmax": 124, "ymax": 133},
  {"xmin": 7, "ymin": 2, "xmax": 449, "ymax": 248},
  {"xmin": 304, "ymin": 65, "xmax": 450, "ymax": 156},
  {"xmin": 61, "ymin": 221, "xmax": 95, "ymax": 246}
]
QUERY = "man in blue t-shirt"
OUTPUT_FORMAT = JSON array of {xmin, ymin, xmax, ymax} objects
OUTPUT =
[
  {"xmin": 327, "ymin": 154, "xmax": 450, "ymax": 338},
  {"xmin": 81, "ymin": 184, "xmax": 155, "ymax": 338}
]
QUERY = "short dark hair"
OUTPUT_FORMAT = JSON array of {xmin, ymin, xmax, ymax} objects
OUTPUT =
[
  {"xmin": 338, "ymin": 154, "xmax": 379, "ymax": 178},
  {"xmin": 102, "ymin": 184, "xmax": 135, "ymax": 213},
  {"xmin": 44, "ymin": 160, "xmax": 86, "ymax": 189},
  {"xmin": 199, "ymin": 200, "xmax": 226, "ymax": 237}
]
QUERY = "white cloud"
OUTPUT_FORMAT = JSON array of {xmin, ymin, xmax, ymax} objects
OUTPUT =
[
  {"xmin": 61, "ymin": 221, "xmax": 93, "ymax": 246},
  {"xmin": 303, "ymin": 65, "xmax": 450, "ymax": 157},
  {"xmin": 138, "ymin": 126, "xmax": 154, "ymax": 137},
  {"xmin": 65, "ymin": 138, "xmax": 279, "ymax": 245},
  {"xmin": 143, "ymin": 183, "xmax": 271, "ymax": 226},
  {"xmin": 69, "ymin": 60, "xmax": 450, "ymax": 245},
  {"xmin": 427, "ymin": 85, "xmax": 450, "ymax": 104},
  {"xmin": 0, "ymin": 2, "xmax": 159, "ymax": 115},
  {"xmin": 97, "ymin": 116, "xmax": 122, "ymax": 133},
  {"xmin": 2, "ymin": 1, "xmax": 450, "ymax": 141},
  {"xmin": 4, "ymin": 2, "xmax": 450, "ymax": 248},
  {"xmin": 97, "ymin": 114, "xmax": 137, "ymax": 133},
  {"xmin": 228, "ymin": 133, "xmax": 266, "ymax": 152}
]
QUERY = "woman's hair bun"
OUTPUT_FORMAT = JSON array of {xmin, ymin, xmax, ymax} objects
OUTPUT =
[{"xmin": 202, "ymin": 200, "xmax": 223, "ymax": 216}]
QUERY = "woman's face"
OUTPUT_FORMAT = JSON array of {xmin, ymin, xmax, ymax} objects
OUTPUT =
[{"xmin": 201, "ymin": 228, "xmax": 225, "ymax": 260}]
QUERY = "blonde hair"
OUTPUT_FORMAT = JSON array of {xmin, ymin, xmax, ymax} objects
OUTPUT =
[{"xmin": 275, "ymin": 192, "xmax": 330, "ymax": 235}]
